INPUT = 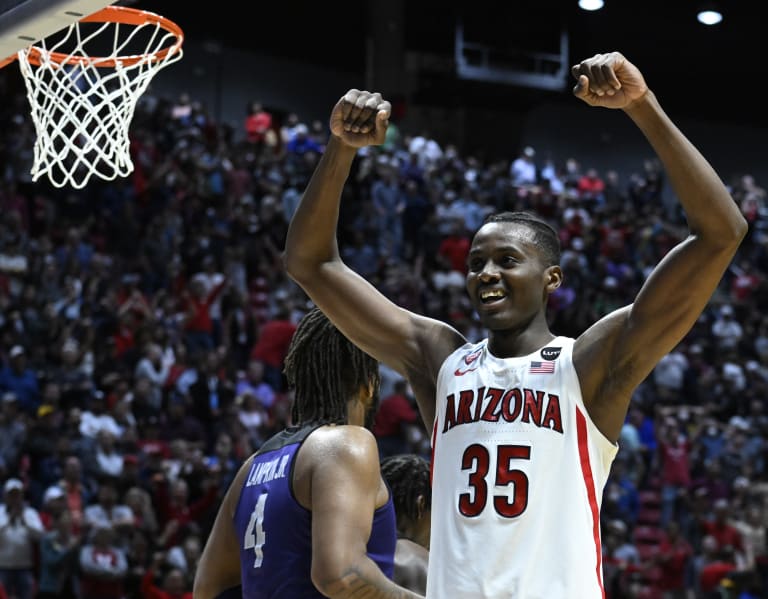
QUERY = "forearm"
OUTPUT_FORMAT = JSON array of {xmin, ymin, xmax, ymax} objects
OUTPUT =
[
  {"xmin": 316, "ymin": 555, "xmax": 423, "ymax": 599},
  {"xmin": 624, "ymin": 91, "xmax": 746, "ymax": 240},
  {"xmin": 284, "ymin": 136, "xmax": 358, "ymax": 277}
]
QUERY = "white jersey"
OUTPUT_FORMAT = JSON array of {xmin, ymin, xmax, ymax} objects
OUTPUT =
[{"xmin": 427, "ymin": 337, "xmax": 618, "ymax": 599}]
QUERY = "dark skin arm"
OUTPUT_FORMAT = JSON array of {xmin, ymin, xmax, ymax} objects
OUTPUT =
[
  {"xmin": 193, "ymin": 457, "xmax": 252, "ymax": 599},
  {"xmin": 571, "ymin": 53, "xmax": 748, "ymax": 442},
  {"xmin": 298, "ymin": 426, "xmax": 424, "ymax": 598},
  {"xmin": 284, "ymin": 91, "xmax": 465, "ymax": 427}
]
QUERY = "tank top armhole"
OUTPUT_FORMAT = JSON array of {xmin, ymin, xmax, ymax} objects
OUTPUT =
[{"xmin": 557, "ymin": 336, "xmax": 619, "ymax": 458}]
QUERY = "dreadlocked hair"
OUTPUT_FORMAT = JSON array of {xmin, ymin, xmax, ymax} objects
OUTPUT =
[
  {"xmin": 381, "ymin": 454, "xmax": 432, "ymax": 524},
  {"xmin": 284, "ymin": 307, "xmax": 380, "ymax": 425},
  {"xmin": 483, "ymin": 211, "xmax": 561, "ymax": 266}
]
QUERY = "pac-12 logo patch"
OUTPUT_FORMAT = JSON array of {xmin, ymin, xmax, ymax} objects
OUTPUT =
[
  {"xmin": 455, "ymin": 348, "xmax": 482, "ymax": 376},
  {"xmin": 540, "ymin": 347, "xmax": 561, "ymax": 361}
]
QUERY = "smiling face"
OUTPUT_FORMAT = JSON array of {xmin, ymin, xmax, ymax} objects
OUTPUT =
[{"xmin": 466, "ymin": 222, "xmax": 561, "ymax": 332}]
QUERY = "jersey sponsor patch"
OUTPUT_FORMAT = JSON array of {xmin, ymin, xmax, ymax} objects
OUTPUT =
[
  {"xmin": 529, "ymin": 360, "xmax": 555, "ymax": 374},
  {"xmin": 540, "ymin": 346, "xmax": 562, "ymax": 361}
]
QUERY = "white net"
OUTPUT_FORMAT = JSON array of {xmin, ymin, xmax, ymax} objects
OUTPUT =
[{"xmin": 17, "ymin": 8, "xmax": 183, "ymax": 189}]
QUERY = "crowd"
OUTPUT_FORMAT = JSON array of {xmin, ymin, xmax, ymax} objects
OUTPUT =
[{"xmin": 0, "ymin": 64, "xmax": 767, "ymax": 599}]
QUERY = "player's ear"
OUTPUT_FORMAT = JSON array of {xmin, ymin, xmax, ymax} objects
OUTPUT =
[
  {"xmin": 544, "ymin": 265, "xmax": 562, "ymax": 294},
  {"xmin": 416, "ymin": 494, "xmax": 426, "ymax": 519}
]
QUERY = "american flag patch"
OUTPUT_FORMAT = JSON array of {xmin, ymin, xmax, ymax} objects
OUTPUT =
[{"xmin": 529, "ymin": 361, "xmax": 555, "ymax": 374}]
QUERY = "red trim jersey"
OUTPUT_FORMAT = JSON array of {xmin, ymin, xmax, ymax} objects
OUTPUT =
[{"xmin": 428, "ymin": 337, "xmax": 618, "ymax": 598}]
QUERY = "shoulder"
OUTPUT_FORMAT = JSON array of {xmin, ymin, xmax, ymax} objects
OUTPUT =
[
  {"xmin": 308, "ymin": 425, "xmax": 379, "ymax": 458},
  {"xmin": 304, "ymin": 426, "xmax": 380, "ymax": 473}
]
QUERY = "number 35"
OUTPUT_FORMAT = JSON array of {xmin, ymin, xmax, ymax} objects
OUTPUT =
[{"xmin": 459, "ymin": 444, "xmax": 531, "ymax": 518}]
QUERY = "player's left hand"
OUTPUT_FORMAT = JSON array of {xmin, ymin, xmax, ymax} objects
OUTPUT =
[{"xmin": 571, "ymin": 52, "xmax": 648, "ymax": 110}]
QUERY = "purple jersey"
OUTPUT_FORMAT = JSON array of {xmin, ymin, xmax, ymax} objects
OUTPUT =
[{"xmin": 233, "ymin": 423, "xmax": 396, "ymax": 598}]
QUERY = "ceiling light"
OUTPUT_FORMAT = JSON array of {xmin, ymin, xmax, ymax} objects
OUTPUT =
[
  {"xmin": 578, "ymin": 0, "xmax": 604, "ymax": 11},
  {"xmin": 697, "ymin": 8, "xmax": 723, "ymax": 25}
]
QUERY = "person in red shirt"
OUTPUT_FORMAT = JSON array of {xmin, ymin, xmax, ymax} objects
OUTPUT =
[
  {"xmin": 437, "ymin": 218, "xmax": 471, "ymax": 274},
  {"xmin": 244, "ymin": 101, "xmax": 273, "ymax": 148},
  {"xmin": 250, "ymin": 302, "xmax": 297, "ymax": 392},
  {"xmin": 701, "ymin": 498, "xmax": 745, "ymax": 561},
  {"xmin": 141, "ymin": 552, "xmax": 193, "ymax": 599},
  {"xmin": 697, "ymin": 536, "xmax": 737, "ymax": 596},
  {"xmin": 183, "ymin": 275, "xmax": 228, "ymax": 354},
  {"xmin": 152, "ymin": 475, "xmax": 219, "ymax": 549},
  {"xmin": 372, "ymin": 379, "xmax": 420, "ymax": 458},
  {"xmin": 655, "ymin": 520, "xmax": 693, "ymax": 598}
]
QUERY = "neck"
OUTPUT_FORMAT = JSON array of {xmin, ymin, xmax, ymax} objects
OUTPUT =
[{"xmin": 487, "ymin": 315, "xmax": 555, "ymax": 358}]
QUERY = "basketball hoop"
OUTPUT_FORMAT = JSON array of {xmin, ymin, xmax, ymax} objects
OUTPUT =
[{"xmin": 15, "ymin": 6, "xmax": 184, "ymax": 189}]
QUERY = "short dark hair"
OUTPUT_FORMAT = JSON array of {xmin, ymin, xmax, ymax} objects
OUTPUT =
[
  {"xmin": 381, "ymin": 454, "xmax": 432, "ymax": 525},
  {"xmin": 482, "ymin": 211, "xmax": 561, "ymax": 266},
  {"xmin": 284, "ymin": 307, "xmax": 380, "ymax": 425}
]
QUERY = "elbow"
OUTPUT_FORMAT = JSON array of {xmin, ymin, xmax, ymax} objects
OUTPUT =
[
  {"xmin": 733, "ymin": 214, "xmax": 749, "ymax": 242},
  {"xmin": 311, "ymin": 562, "xmax": 356, "ymax": 598},
  {"xmin": 720, "ymin": 214, "xmax": 749, "ymax": 252},
  {"xmin": 282, "ymin": 246, "xmax": 312, "ymax": 282},
  {"xmin": 282, "ymin": 250, "xmax": 303, "ymax": 281},
  {"xmin": 283, "ymin": 249, "xmax": 333, "ymax": 286}
]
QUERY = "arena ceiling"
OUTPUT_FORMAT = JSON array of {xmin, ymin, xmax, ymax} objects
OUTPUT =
[{"xmin": 131, "ymin": 0, "xmax": 764, "ymax": 127}]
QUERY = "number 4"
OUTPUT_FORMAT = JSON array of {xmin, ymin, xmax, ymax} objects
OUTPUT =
[
  {"xmin": 459, "ymin": 444, "xmax": 531, "ymax": 518},
  {"xmin": 243, "ymin": 493, "xmax": 267, "ymax": 567}
]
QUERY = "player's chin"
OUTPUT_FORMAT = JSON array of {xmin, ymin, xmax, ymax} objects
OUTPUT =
[{"xmin": 476, "ymin": 308, "xmax": 513, "ymax": 331}]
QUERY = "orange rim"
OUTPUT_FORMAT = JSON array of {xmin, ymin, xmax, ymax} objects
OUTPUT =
[{"xmin": 25, "ymin": 6, "xmax": 184, "ymax": 68}]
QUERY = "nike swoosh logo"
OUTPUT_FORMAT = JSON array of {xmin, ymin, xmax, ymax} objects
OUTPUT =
[{"xmin": 454, "ymin": 366, "xmax": 479, "ymax": 376}]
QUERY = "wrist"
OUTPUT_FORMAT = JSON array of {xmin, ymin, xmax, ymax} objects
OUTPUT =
[
  {"xmin": 623, "ymin": 89, "xmax": 657, "ymax": 119},
  {"xmin": 326, "ymin": 135, "xmax": 360, "ymax": 160}
]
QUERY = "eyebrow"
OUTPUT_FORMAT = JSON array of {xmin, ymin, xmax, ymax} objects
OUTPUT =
[{"xmin": 468, "ymin": 245, "xmax": 524, "ymax": 256}]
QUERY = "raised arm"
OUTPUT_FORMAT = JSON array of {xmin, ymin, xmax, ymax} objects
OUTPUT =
[
  {"xmin": 309, "ymin": 427, "xmax": 424, "ymax": 599},
  {"xmin": 571, "ymin": 53, "xmax": 748, "ymax": 441},
  {"xmin": 284, "ymin": 90, "xmax": 464, "ymax": 426}
]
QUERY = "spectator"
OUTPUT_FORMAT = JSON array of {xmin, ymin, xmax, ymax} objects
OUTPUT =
[
  {"xmin": 244, "ymin": 101, "xmax": 273, "ymax": 148},
  {"xmin": 0, "ymin": 346, "xmax": 39, "ymax": 415},
  {"xmin": 0, "ymin": 393, "xmax": 26, "ymax": 478},
  {"xmin": 37, "ymin": 509, "xmax": 80, "ymax": 599},
  {"xmin": 83, "ymin": 478, "xmax": 134, "ymax": 536},
  {"xmin": 249, "ymin": 301, "xmax": 297, "ymax": 392},
  {"xmin": 141, "ymin": 551, "xmax": 193, "ymax": 599},
  {"xmin": 182, "ymin": 275, "xmax": 228, "ymax": 356},
  {"xmin": 166, "ymin": 533, "xmax": 202, "ymax": 580},
  {"xmin": 654, "ymin": 520, "xmax": 693, "ymax": 599},
  {"xmin": 0, "ymin": 478, "xmax": 44, "ymax": 599},
  {"xmin": 234, "ymin": 360, "xmax": 275, "ymax": 411},
  {"xmin": 79, "ymin": 524, "xmax": 128, "ymax": 599},
  {"xmin": 509, "ymin": 145, "xmax": 537, "ymax": 188},
  {"xmin": 711, "ymin": 304, "xmax": 743, "ymax": 351},
  {"xmin": 134, "ymin": 343, "xmax": 172, "ymax": 412},
  {"xmin": 372, "ymin": 379, "xmax": 421, "ymax": 459},
  {"xmin": 39, "ymin": 485, "xmax": 67, "ymax": 531}
]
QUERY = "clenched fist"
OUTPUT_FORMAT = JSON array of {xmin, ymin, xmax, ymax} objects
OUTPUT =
[
  {"xmin": 571, "ymin": 52, "xmax": 649, "ymax": 110},
  {"xmin": 330, "ymin": 89, "xmax": 391, "ymax": 148}
]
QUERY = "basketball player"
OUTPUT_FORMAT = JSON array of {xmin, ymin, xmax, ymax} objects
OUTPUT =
[
  {"xmin": 283, "ymin": 52, "xmax": 747, "ymax": 597},
  {"xmin": 193, "ymin": 308, "xmax": 424, "ymax": 599},
  {"xmin": 380, "ymin": 455, "xmax": 431, "ymax": 594}
]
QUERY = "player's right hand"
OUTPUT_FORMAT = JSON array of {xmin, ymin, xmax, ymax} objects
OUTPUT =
[{"xmin": 330, "ymin": 89, "xmax": 390, "ymax": 148}]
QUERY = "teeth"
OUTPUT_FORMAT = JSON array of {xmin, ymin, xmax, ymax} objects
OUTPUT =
[{"xmin": 480, "ymin": 290, "xmax": 505, "ymax": 300}]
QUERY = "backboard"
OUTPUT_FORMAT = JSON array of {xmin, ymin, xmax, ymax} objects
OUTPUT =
[{"xmin": 0, "ymin": 0, "xmax": 113, "ymax": 67}]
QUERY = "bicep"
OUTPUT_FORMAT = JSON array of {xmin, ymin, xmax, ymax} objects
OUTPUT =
[
  {"xmin": 576, "ymin": 240, "xmax": 738, "ymax": 435},
  {"xmin": 628, "ymin": 238, "xmax": 736, "ymax": 352}
]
